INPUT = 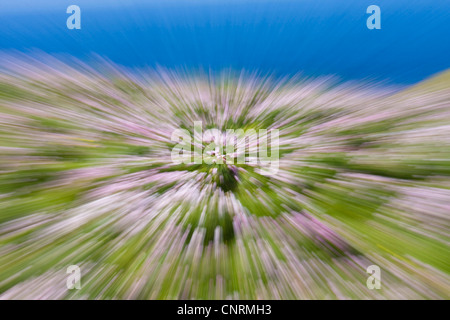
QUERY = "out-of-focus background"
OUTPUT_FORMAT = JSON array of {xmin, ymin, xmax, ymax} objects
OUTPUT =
[{"xmin": 1, "ymin": 0, "xmax": 449, "ymax": 84}]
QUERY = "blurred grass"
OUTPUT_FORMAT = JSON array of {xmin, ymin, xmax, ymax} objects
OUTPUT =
[{"xmin": 0, "ymin": 57, "xmax": 449, "ymax": 299}]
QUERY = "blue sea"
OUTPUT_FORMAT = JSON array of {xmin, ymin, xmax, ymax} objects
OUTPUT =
[{"xmin": 0, "ymin": 0, "xmax": 449, "ymax": 85}]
